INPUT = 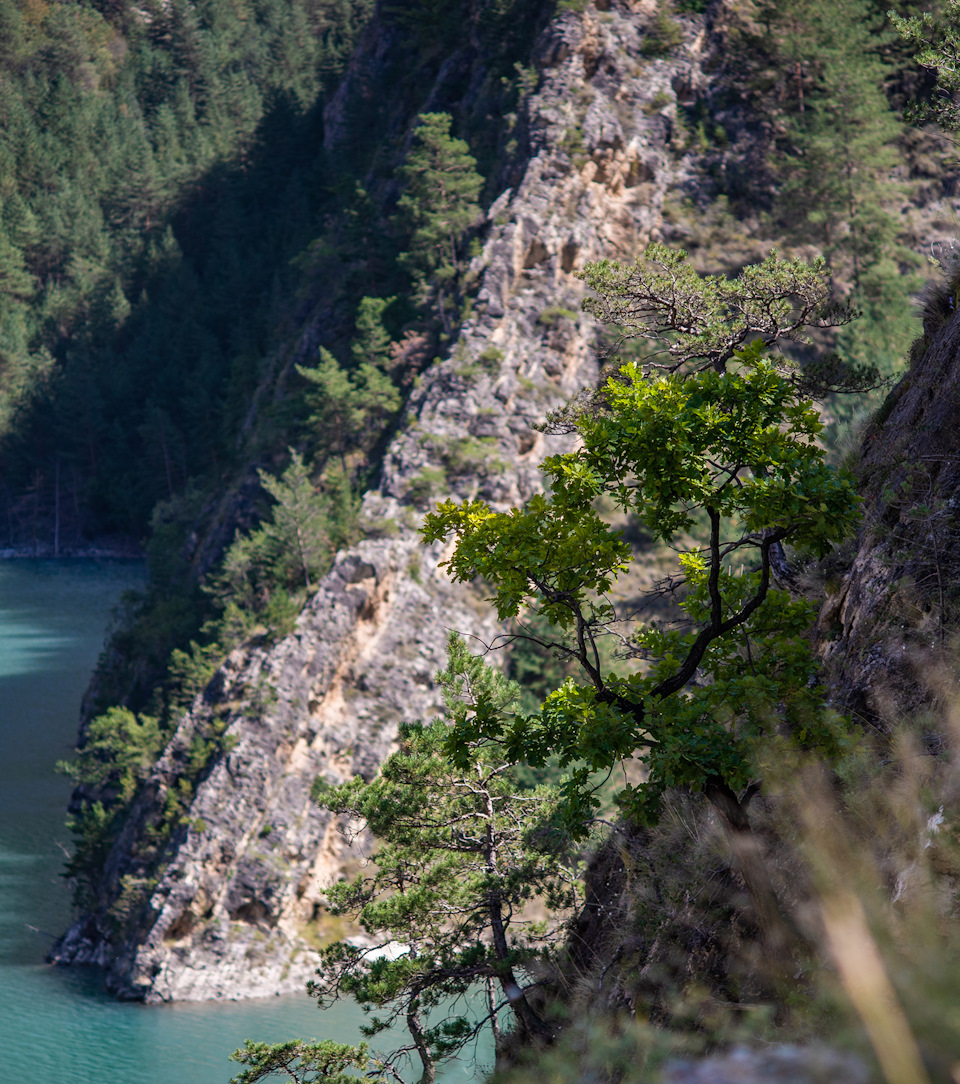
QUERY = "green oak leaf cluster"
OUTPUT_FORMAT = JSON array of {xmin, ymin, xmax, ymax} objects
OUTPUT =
[{"xmin": 424, "ymin": 335, "xmax": 858, "ymax": 830}]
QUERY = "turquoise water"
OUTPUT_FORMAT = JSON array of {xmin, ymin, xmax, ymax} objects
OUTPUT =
[{"xmin": 0, "ymin": 560, "xmax": 491, "ymax": 1082}]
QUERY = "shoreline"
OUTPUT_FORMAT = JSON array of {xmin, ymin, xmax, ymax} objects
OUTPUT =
[{"xmin": 0, "ymin": 542, "xmax": 145, "ymax": 560}]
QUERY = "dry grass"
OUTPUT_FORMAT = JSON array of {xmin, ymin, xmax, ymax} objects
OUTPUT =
[{"xmin": 496, "ymin": 666, "xmax": 960, "ymax": 1084}]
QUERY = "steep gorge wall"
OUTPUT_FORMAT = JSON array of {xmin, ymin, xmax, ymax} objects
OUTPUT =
[
  {"xmin": 818, "ymin": 297, "xmax": 960, "ymax": 724},
  {"xmin": 52, "ymin": 1, "xmax": 709, "ymax": 1001}
]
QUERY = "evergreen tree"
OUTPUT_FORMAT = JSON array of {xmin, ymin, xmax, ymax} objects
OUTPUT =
[
  {"xmin": 226, "ymin": 449, "xmax": 333, "ymax": 597},
  {"xmin": 395, "ymin": 113, "xmax": 483, "ymax": 327},
  {"xmin": 744, "ymin": 0, "xmax": 923, "ymax": 411},
  {"xmin": 235, "ymin": 637, "xmax": 577, "ymax": 1084},
  {"xmin": 256, "ymin": 451, "xmax": 332, "ymax": 592},
  {"xmin": 57, "ymin": 705, "xmax": 163, "ymax": 906},
  {"xmin": 769, "ymin": 1, "xmax": 902, "ymax": 278},
  {"xmin": 297, "ymin": 348, "xmax": 401, "ymax": 469},
  {"xmin": 350, "ymin": 296, "xmax": 396, "ymax": 370},
  {"xmin": 890, "ymin": 1, "xmax": 960, "ymax": 130},
  {"xmin": 230, "ymin": 1040, "xmax": 369, "ymax": 1084}
]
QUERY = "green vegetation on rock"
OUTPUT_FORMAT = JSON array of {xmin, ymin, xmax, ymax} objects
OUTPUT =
[
  {"xmin": 235, "ymin": 636, "xmax": 579, "ymax": 1082},
  {"xmin": 424, "ymin": 248, "xmax": 862, "ymax": 837},
  {"xmin": 34, "ymin": 0, "xmax": 960, "ymax": 1077}
]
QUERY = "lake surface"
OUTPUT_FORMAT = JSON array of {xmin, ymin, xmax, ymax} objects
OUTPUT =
[{"xmin": 0, "ymin": 560, "xmax": 490, "ymax": 1082}]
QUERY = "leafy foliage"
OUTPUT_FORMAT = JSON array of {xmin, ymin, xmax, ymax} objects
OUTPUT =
[
  {"xmin": 424, "ymin": 248, "xmax": 862, "ymax": 835},
  {"xmin": 425, "ymin": 341, "xmax": 857, "ymax": 829}
]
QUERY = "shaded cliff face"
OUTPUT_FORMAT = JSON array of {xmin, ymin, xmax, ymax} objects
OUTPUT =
[
  {"xmin": 52, "ymin": 2, "xmax": 709, "ymax": 1000},
  {"xmin": 818, "ymin": 300, "xmax": 960, "ymax": 726}
]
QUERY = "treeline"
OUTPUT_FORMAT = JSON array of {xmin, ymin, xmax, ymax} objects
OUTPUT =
[
  {"xmin": 0, "ymin": 0, "xmax": 942, "ymax": 540},
  {"xmin": 0, "ymin": 0, "xmax": 552, "ymax": 550}
]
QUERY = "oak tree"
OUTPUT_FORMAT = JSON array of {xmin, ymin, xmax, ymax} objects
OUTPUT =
[{"xmin": 423, "ymin": 247, "xmax": 863, "ymax": 989}]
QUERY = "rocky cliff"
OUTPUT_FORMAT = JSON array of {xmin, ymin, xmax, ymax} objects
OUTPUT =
[
  {"xmin": 52, "ymin": 0, "xmax": 711, "ymax": 1000},
  {"xmin": 818, "ymin": 281, "xmax": 960, "ymax": 726}
]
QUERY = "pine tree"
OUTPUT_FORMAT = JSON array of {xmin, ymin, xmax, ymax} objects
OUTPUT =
[
  {"xmin": 235, "ymin": 636, "xmax": 577, "ymax": 1084},
  {"xmin": 350, "ymin": 296, "xmax": 395, "ymax": 370},
  {"xmin": 254, "ymin": 450, "xmax": 332, "ymax": 592},
  {"xmin": 213, "ymin": 448, "xmax": 334, "ymax": 635},
  {"xmin": 395, "ymin": 113, "xmax": 483, "ymax": 327},
  {"xmin": 750, "ymin": 0, "xmax": 923, "ymax": 403},
  {"xmin": 890, "ymin": 1, "xmax": 960, "ymax": 130},
  {"xmin": 759, "ymin": 0, "xmax": 899, "ymax": 278},
  {"xmin": 297, "ymin": 347, "xmax": 400, "ymax": 468}
]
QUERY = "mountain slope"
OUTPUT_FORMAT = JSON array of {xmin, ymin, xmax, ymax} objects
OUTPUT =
[{"xmin": 51, "ymin": 0, "xmax": 709, "ymax": 1000}]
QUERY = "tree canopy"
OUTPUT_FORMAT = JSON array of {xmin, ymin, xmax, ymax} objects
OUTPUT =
[
  {"xmin": 424, "ymin": 336, "xmax": 857, "ymax": 830},
  {"xmin": 422, "ymin": 245, "xmax": 863, "ymax": 998},
  {"xmin": 578, "ymin": 244, "xmax": 852, "ymax": 376},
  {"xmin": 423, "ymin": 247, "xmax": 862, "ymax": 833}
]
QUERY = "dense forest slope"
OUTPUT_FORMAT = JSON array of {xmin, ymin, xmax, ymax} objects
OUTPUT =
[
  {"xmin": 0, "ymin": 0, "xmax": 373, "ymax": 541},
  {"xmin": 20, "ymin": 0, "xmax": 960, "ymax": 1069}
]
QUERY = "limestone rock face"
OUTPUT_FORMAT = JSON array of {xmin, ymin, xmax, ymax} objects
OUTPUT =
[
  {"xmin": 54, "ymin": 540, "xmax": 497, "ymax": 1000},
  {"xmin": 52, "ymin": 1, "xmax": 707, "ymax": 1001}
]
